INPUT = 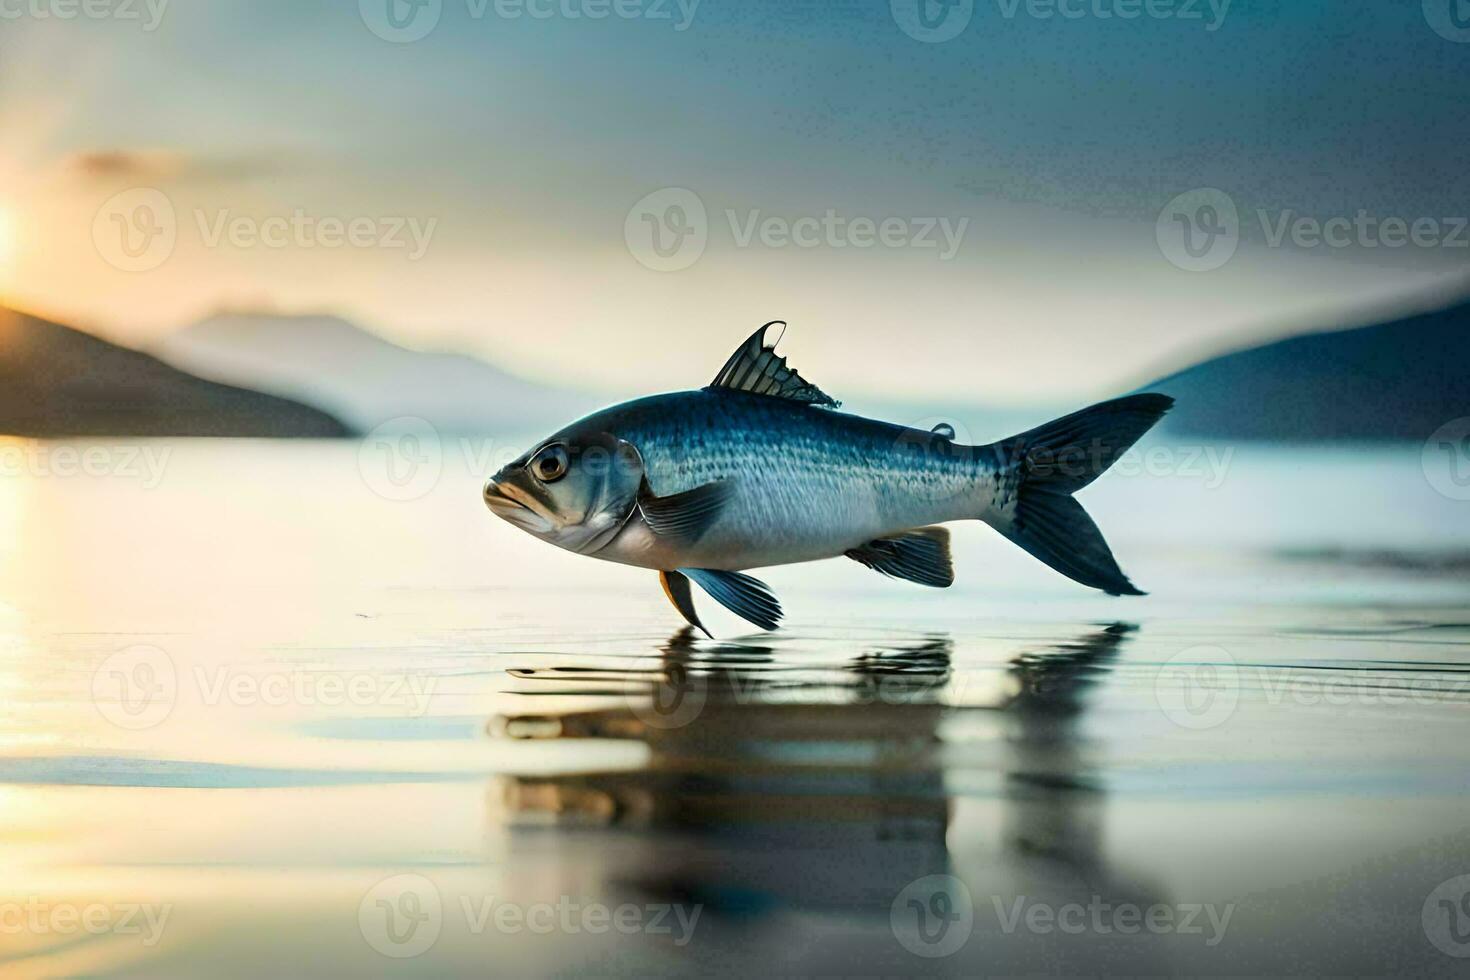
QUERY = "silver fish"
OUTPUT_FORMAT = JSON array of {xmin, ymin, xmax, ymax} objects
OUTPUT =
[{"xmin": 484, "ymin": 322, "xmax": 1173, "ymax": 635}]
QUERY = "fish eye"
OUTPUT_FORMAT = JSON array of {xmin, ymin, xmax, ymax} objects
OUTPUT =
[{"xmin": 529, "ymin": 444, "xmax": 569, "ymax": 483}]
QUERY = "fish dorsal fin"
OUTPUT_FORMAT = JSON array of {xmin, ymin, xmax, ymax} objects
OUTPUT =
[{"xmin": 708, "ymin": 321, "xmax": 839, "ymax": 408}]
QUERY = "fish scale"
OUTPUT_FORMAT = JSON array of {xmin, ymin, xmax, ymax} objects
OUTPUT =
[
  {"xmin": 596, "ymin": 390, "xmax": 985, "ymax": 569},
  {"xmin": 483, "ymin": 324, "xmax": 1173, "ymax": 633}
]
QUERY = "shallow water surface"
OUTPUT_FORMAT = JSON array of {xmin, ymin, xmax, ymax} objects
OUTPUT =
[{"xmin": 2, "ymin": 439, "xmax": 1469, "ymax": 976}]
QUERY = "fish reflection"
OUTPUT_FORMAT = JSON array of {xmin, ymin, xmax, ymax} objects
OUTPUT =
[
  {"xmin": 491, "ymin": 622, "xmax": 1157, "ymax": 926},
  {"xmin": 495, "ymin": 630, "xmax": 955, "ymax": 909},
  {"xmin": 498, "ymin": 628, "xmax": 954, "ymax": 748},
  {"xmin": 998, "ymin": 623, "xmax": 1162, "ymax": 905}
]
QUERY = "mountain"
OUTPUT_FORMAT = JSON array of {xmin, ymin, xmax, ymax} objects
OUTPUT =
[
  {"xmin": 0, "ymin": 307, "xmax": 349, "ymax": 438},
  {"xmin": 1145, "ymin": 296, "xmax": 1470, "ymax": 441},
  {"xmin": 147, "ymin": 295, "xmax": 1470, "ymax": 444},
  {"xmin": 156, "ymin": 312, "xmax": 604, "ymax": 434}
]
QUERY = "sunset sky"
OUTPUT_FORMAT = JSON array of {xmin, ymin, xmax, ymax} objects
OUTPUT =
[{"xmin": 0, "ymin": 1, "xmax": 1466, "ymax": 404}]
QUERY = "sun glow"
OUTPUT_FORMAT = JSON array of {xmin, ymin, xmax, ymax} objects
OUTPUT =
[{"xmin": 0, "ymin": 208, "xmax": 15, "ymax": 286}]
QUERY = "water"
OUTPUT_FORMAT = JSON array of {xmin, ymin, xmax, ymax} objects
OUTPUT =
[{"xmin": 2, "ymin": 437, "xmax": 1469, "ymax": 976}]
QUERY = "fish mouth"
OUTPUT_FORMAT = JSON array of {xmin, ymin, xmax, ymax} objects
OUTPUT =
[{"xmin": 483, "ymin": 480, "xmax": 553, "ymax": 534}]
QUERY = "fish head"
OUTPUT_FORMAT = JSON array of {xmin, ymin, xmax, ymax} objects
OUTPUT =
[{"xmin": 483, "ymin": 430, "xmax": 645, "ymax": 555}]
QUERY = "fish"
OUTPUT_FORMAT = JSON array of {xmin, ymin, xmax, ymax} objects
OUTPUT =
[{"xmin": 483, "ymin": 321, "xmax": 1174, "ymax": 635}]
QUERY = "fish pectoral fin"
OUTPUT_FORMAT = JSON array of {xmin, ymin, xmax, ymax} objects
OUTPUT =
[
  {"xmin": 844, "ymin": 526, "xmax": 954, "ymax": 588},
  {"xmin": 680, "ymin": 568, "xmax": 783, "ymax": 632},
  {"xmin": 706, "ymin": 321, "xmax": 839, "ymax": 408},
  {"xmin": 658, "ymin": 570, "xmax": 710, "ymax": 638},
  {"xmin": 638, "ymin": 479, "xmax": 735, "ymax": 544}
]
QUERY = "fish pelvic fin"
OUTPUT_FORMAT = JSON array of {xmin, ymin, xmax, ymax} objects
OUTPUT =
[
  {"xmin": 983, "ymin": 393, "xmax": 1173, "ymax": 596},
  {"xmin": 659, "ymin": 570, "xmax": 711, "ymax": 638},
  {"xmin": 845, "ymin": 527, "xmax": 954, "ymax": 588},
  {"xmin": 679, "ymin": 568, "xmax": 783, "ymax": 633},
  {"xmin": 639, "ymin": 479, "xmax": 735, "ymax": 545}
]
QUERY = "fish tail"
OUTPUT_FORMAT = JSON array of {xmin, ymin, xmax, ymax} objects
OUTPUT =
[{"xmin": 979, "ymin": 394, "xmax": 1174, "ymax": 596}]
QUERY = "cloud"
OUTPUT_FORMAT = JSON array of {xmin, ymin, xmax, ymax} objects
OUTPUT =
[
  {"xmin": 65, "ymin": 149, "xmax": 292, "ymax": 184},
  {"xmin": 67, "ymin": 149, "xmax": 188, "ymax": 181}
]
